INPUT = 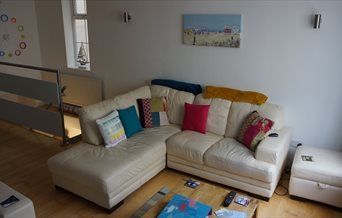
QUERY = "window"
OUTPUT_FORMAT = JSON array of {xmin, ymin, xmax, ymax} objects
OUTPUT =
[
  {"xmin": 72, "ymin": 0, "xmax": 90, "ymax": 68},
  {"xmin": 61, "ymin": 0, "xmax": 90, "ymax": 70}
]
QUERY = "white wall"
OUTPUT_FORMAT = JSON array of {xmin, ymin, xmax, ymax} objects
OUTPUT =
[
  {"xmin": 36, "ymin": 0, "xmax": 342, "ymax": 151},
  {"xmin": 0, "ymin": 0, "xmax": 42, "ymax": 102},
  {"xmin": 0, "ymin": 0, "xmax": 41, "ymax": 66}
]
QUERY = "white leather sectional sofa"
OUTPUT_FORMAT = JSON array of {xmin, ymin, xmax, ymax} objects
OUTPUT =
[{"xmin": 48, "ymin": 85, "xmax": 291, "ymax": 211}]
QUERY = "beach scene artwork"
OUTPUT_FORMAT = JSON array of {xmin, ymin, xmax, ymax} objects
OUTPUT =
[{"xmin": 183, "ymin": 14, "xmax": 242, "ymax": 48}]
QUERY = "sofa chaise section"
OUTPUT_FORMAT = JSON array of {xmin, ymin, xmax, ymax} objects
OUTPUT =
[
  {"xmin": 48, "ymin": 124, "xmax": 180, "ymax": 210},
  {"xmin": 47, "ymin": 85, "xmax": 189, "ymax": 210}
]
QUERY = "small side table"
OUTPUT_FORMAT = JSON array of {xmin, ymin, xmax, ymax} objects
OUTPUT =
[{"xmin": 0, "ymin": 181, "xmax": 35, "ymax": 218}]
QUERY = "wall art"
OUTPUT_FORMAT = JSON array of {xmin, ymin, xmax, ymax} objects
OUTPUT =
[
  {"xmin": 183, "ymin": 14, "xmax": 242, "ymax": 48},
  {"xmin": 0, "ymin": 13, "xmax": 27, "ymax": 58}
]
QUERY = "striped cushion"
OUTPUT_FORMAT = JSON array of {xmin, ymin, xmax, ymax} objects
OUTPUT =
[{"xmin": 96, "ymin": 110, "xmax": 127, "ymax": 147}]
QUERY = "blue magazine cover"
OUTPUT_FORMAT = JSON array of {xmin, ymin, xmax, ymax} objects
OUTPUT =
[{"xmin": 158, "ymin": 194, "xmax": 212, "ymax": 218}]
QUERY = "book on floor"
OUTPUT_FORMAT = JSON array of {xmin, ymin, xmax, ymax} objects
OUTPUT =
[
  {"xmin": 214, "ymin": 208, "xmax": 247, "ymax": 218},
  {"xmin": 184, "ymin": 178, "xmax": 200, "ymax": 189},
  {"xmin": 234, "ymin": 195, "xmax": 250, "ymax": 207}
]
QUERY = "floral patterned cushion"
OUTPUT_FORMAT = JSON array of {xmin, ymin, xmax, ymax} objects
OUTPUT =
[{"xmin": 237, "ymin": 111, "xmax": 274, "ymax": 151}]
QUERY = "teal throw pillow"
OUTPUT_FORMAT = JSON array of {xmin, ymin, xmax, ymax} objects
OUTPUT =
[{"xmin": 118, "ymin": 105, "xmax": 143, "ymax": 138}]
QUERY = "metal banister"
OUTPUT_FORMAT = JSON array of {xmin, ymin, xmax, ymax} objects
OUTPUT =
[{"xmin": 0, "ymin": 61, "xmax": 67, "ymax": 145}]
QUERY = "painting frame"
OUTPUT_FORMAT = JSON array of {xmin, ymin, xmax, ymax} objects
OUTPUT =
[{"xmin": 183, "ymin": 14, "xmax": 242, "ymax": 48}]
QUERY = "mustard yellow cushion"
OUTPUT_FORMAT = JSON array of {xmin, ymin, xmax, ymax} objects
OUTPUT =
[{"xmin": 204, "ymin": 86, "xmax": 268, "ymax": 105}]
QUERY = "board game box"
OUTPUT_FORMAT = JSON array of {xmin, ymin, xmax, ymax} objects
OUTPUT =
[{"xmin": 158, "ymin": 194, "xmax": 212, "ymax": 218}]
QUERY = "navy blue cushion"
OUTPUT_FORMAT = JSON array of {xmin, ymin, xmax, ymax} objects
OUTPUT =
[
  {"xmin": 151, "ymin": 79, "xmax": 202, "ymax": 95},
  {"xmin": 117, "ymin": 105, "xmax": 143, "ymax": 138}
]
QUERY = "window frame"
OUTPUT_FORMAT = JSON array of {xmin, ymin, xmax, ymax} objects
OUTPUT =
[{"xmin": 71, "ymin": 0, "xmax": 90, "ymax": 69}]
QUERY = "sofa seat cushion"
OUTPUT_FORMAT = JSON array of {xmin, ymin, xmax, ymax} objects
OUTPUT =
[
  {"xmin": 115, "ymin": 86, "xmax": 151, "ymax": 113},
  {"xmin": 291, "ymin": 146, "xmax": 342, "ymax": 188},
  {"xmin": 166, "ymin": 130, "xmax": 223, "ymax": 165},
  {"xmin": 204, "ymin": 138, "xmax": 275, "ymax": 183},
  {"xmin": 48, "ymin": 125, "xmax": 180, "ymax": 194},
  {"xmin": 141, "ymin": 124, "xmax": 181, "ymax": 140}
]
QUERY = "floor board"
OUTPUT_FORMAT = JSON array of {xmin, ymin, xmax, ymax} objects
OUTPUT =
[{"xmin": 0, "ymin": 120, "xmax": 340, "ymax": 217}]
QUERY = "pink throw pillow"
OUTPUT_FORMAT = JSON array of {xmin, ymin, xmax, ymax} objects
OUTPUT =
[{"xmin": 182, "ymin": 103, "xmax": 210, "ymax": 134}]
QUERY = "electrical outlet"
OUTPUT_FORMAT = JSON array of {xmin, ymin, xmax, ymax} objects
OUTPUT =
[{"xmin": 290, "ymin": 140, "xmax": 302, "ymax": 147}]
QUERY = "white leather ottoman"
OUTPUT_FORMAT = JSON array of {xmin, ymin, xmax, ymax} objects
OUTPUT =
[
  {"xmin": 0, "ymin": 182, "xmax": 35, "ymax": 218},
  {"xmin": 289, "ymin": 146, "xmax": 342, "ymax": 208}
]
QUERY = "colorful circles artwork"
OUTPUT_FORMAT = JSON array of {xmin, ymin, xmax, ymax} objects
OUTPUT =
[
  {"xmin": 15, "ymin": 50, "xmax": 21, "ymax": 56},
  {"xmin": 0, "ymin": 13, "xmax": 27, "ymax": 58},
  {"xmin": 17, "ymin": 25, "xmax": 24, "ymax": 32},
  {"xmin": 19, "ymin": 42, "xmax": 27, "ymax": 49},
  {"xmin": 0, "ymin": 14, "xmax": 8, "ymax": 22}
]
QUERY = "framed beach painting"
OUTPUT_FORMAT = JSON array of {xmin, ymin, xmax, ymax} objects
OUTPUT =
[{"xmin": 183, "ymin": 14, "xmax": 242, "ymax": 48}]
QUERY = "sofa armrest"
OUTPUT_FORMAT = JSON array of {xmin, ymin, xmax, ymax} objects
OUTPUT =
[{"xmin": 255, "ymin": 126, "xmax": 292, "ymax": 165}]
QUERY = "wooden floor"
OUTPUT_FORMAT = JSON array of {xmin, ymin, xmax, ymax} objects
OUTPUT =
[{"xmin": 0, "ymin": 120, "xmax": 341, "ymax": 218}]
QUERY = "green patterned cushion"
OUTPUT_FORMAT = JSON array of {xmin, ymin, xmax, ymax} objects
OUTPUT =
[{"xmin": 137, "ymin": 97, "xmax": 169, "ymax": 128}]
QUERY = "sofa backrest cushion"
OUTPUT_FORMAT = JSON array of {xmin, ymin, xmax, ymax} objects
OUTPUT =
[
  {"xmin": 194, "ymin": 94, "xmax": 232, "ymax": 136},
  {"xmin": 79, "ymin": 98, "xmax": 119, "ymax": 145},
  {"xmin": 79, "ymin": 86, "xmax": 151, "ymax": 145},
  {"xmin": 115, "ymin": 86, "xmax": 151, "ymax": 114},
  {"xmin": 150, "ymin": 85, "xmax": 195, "ymax": 125},
  {"xmin": 225, "ymin": 102, "xmax": 285, "ymax": 138}
]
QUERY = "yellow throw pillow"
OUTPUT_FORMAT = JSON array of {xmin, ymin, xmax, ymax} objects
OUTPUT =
[{"xmin": 204, "ymin": 86, "xmax": 268, "ymax": 105}]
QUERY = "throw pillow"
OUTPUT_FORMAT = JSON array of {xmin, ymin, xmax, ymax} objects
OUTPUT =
[
  {"xmin": 237, "ymin": 111, "xmax": 274, "ymax": 151},
  {"xmin": 151, "ymin": 79, "xmax": 202, "ymax": 95},
  {"xmin": 204, "ymin": 86, "xmax": 268, "ymax": 105},
  {"xmin": 137, "ymin": 97, "xmax": 169, "ymax": 128},
  {"xmin": 96, "ymin": 110, "xmax": 127, "ymax": 147},
  {"xmin": 182, "ymin": 103, "xmax": 210, "ymax": 134},
  {"xmin": 117, "ymin": 105, "xmax": 143, "ymax": 138}
]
